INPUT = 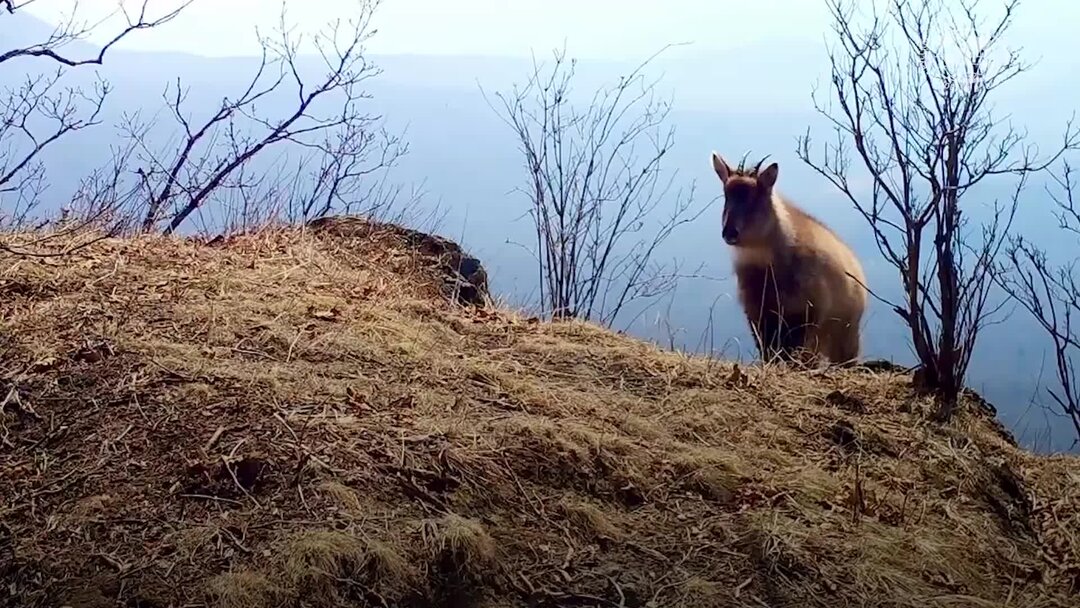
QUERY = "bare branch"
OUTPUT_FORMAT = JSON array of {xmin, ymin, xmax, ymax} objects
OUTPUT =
[
  {"xmin": 0, "ymin": 0, "xmax": 193, "ymax": 67},
  {"xmin": 0, "ymin": 71, "xmax": 109, "ymax": 192}
]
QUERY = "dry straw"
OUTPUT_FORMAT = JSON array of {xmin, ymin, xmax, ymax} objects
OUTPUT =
[{"xmin": 0, "ymin": 222, "xmax": 1077, "ymax": 607}]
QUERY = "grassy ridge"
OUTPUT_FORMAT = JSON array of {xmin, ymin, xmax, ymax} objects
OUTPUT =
[{"xmin": 1, "ymin": 223, "xmax": 1077, "ymax": 607}]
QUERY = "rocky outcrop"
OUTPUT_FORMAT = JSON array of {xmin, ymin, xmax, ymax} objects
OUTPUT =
[{"xmin": 305, "ymin": 215, "xmax": 491, "ymax": 308}]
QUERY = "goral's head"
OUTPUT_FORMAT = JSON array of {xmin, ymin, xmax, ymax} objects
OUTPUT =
[{"xmin": 711, "ymin": 152, "xmax": 780, "ymax": 248}]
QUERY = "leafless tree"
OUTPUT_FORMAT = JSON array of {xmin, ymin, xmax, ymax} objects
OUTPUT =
[
  {"xmin": 1, "ymin": 0, "xmax": 191, "ymax": 230},
  {"xmin": 488, "ymin": 47, "xmax": 711, "ymax": 326},
  {"xmin": 797, "ymin": 0, "xmax": 1078, "ymax": 419},
  {"xmin": 282, "ymin": 119, "xmax": 413, "ymax": 224},
  {"xmin": 1000, "ymin": 164, "xmax": 1080, "ymax": 445},
  {"xmin": 3, "ymin": 0, "xmax": 411, "ymax": 249},
  {"xmin": 121, "ymin": 0, "xmax": 406, "ymax": 236},
  {"xmin": 200, "ymin": 139, "xmax": 426, "ymax": 238}
]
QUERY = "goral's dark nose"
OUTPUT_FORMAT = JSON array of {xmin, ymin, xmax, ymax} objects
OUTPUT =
[{"xmin": 722, "ymin": 225, "xmax": 739, "ymax": 245}]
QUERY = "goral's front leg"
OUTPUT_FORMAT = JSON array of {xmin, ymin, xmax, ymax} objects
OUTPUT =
[{"xmin": 749, "ymin": 310, "xmax": 787, "ymax": 364}]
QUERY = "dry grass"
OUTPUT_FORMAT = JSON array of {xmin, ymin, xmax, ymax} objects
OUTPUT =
[
  {"xmin": 205, "ymin": 572, "xmax": 286, "ymax": 608},
  {"xmin": 1, "ymin": 222, "xmax": 1078, "ymax": 607},
  {"xmin": 556, "ymin": 497, "xmax": 623, "ymax": 541}
]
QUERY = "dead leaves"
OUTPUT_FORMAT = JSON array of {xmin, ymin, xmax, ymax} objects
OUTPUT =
[
  {"xmin": 307, "ymin": 305, "xmax": 342, "ymax": 322},
  {"xmin": 724, "ymin": 363, "xmax": 750, "ymax": 389}
]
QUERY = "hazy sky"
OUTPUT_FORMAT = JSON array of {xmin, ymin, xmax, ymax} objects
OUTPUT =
[
  {"xmin": 22, "ymin": 0, "xmax": 1076, "ymax": 71},
  {"xmin": 24, "ymin": 0, "xmax": 834, "ymax": 58}
]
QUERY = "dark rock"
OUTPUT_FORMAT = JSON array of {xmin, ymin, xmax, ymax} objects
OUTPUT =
[
  {"xmin": 962, "ymin": 388, "xmax": 1018, "ymax": 447},
  {"xmin": 826, "ymin": 390, "xmax": 868, "ymax": 414},
  {"xmin": 857, "ymin": 359, "xmax": 912, "ymax": 373},
  {"xmin": 220, "ymin": 456, "xmax": 269, "ymax": 492},
  {"xmin": 979, "ymin": 461, "xmax": 1033, "ymax": 535},
  {"xmin": 828, "ymin": 420, "xmax": 861, "ymax": 452},
  {"xmin": 307, "ymin": 215, "xmax": 492, "ymax": 308}
]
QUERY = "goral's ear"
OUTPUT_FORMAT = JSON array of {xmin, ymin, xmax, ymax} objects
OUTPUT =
[
  {"xmin": 758, "ymin": 162, "xmax": 779, "ymax": 189},
  {"xmin": 711, "ymin": 152, "xmax": 731, "ymax": 183}
]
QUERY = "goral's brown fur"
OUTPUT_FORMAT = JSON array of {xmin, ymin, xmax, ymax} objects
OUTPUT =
[{"xmin": 711, "ymin": 152, "xmax": 868, "ymax": 366}]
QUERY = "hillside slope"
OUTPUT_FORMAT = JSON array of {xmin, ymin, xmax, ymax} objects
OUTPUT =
[{"xmin": 1, "ymin": 221, "xmax": 1077, "ymax": 608}]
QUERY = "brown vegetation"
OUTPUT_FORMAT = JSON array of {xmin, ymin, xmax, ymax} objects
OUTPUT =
[{"xmin": 1, "ymin": 223, "xmax": 1078, "ymax": 607}]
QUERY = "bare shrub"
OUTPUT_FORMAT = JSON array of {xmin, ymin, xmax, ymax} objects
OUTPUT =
[
  {"xmin": 2, "ymin": 0, "xmax": 416, "ymax": 247},
  {"xmin": 1, "ymin": 0, "xmax": 191, "ymax": 236},
  {"xmin": 123, "ymin": 0, "xmax": 408, "ymax": 236},
  {"xmin": 488, "ymin": 47, "xmax": 712, "ymax": 326},
  {"xmin": 1000, "ymin": 163, "xmax": 1080, "ymax": 445},
  {"xmin": 797, "ymin": 0, "xmax": 1078, "ymax": 418}
]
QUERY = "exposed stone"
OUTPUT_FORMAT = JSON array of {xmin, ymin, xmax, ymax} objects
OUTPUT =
[{"xmin": 306, "ymin": 215, "xmax": 491, "ymax": 307}]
